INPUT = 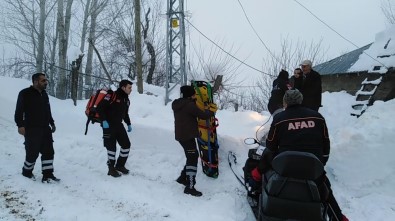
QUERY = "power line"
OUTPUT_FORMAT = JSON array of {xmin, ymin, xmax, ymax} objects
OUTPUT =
[
  {"xmin": 235, "ymin": 0, "xmax": 286, "ymax": 68},
  {"xmin": 44, "ymin": 62, "xmax": 118, "ymax": 83},
  {"xmin": 185, "ymin": 18, "xmax": 270, "ymax": 76},
  {"xmin": 292, "ymin": 0, "xmax": 389, "ymax": 69}
]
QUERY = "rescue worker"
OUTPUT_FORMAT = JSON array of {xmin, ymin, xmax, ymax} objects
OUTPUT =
[
  {"xmin": 14, "ymin": 72, "xmax": 60, "ymax": 183},
  {"xmin": 172, "ymin": 85, "xmax": 217, "ymax": 197},
  {"xmin": 250, "ymin": 89, "xmax": 348, "ymax": 221},
  {"xmin": 98, "ymin": 80, "xmax": 133, "ymax": 177}
]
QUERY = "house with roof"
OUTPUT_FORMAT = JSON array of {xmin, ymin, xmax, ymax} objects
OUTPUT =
[{"xmin": 314, "ymin": 25, "xmax": 395, "ymax": 117}]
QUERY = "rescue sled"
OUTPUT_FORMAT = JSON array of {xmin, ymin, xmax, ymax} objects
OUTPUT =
[{"xmin": 192, "ymin": 81, "xmax": 219, "ymax": 178}]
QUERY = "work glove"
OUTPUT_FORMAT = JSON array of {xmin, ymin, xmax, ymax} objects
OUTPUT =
[
  {"xmin": 50, "ymin": 124, "xmax": 56, "ymax": 133},
  {"xmin": 127, "ymin": 125, "xmax": 132, "ymax": 132},
  {"xmin": 102, "ymin": 120, "xmax": 109, "ymax": 129},
  {"xmin": 246, "ymin": 167, "xmax": 262, "ymax": 193},
  {"xmin": 206, "ymin": 103, "xmax": 218, "ymax": 113},
  {"xmin": 251, "ymin": 167, "xmax": 262, "ymax": 182}
]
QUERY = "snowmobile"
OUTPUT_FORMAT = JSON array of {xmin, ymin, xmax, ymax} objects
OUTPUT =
[{"xmin": 230, "ymin": 138, "xmax": 333, "ymax": 221}]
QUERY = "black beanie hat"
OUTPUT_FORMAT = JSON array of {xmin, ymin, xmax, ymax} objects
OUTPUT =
[
  {"xmin": 180, "ymin": 85, "xmax": 196, "ymax": 98},
  {"xmin": 278, "ymin": 69, "xmax": 289, "ymax": 80}
]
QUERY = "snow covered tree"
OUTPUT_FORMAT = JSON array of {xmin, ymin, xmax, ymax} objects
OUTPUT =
[{"xmin": 381, "ymin": 0, "xmax": 395, "ymax": 24}]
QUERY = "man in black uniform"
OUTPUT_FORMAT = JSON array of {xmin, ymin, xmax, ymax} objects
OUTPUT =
[
  {"xmin": 14, "ymin": 73, "xmax": 59, "ymax": 183},
  {"xmin": 98, "ymin": 80, "xmax": 133, "ymax": 177},
  {"xmin": 172, "ymin": 85, "xmax": 217, "ymax": 197},
  {"xmin": 250, "ymin": 90, "xmax": 348, "ymax": 221}
]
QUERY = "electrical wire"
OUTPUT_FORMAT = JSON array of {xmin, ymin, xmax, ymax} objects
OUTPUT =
[
  {"xmin": 44, "ymin": 62, "xmax": 118, "ymax": 83},
  {"xmin": 236, "ymin": 0, "xmax": 286, "ymax": 69},
  {"xmin": 292, "ymin": 0, "xmax": 389, "ymax": 69},
  {"xmin": 185, "ymin": 18, "xmax": 271, "ymax": 76}
]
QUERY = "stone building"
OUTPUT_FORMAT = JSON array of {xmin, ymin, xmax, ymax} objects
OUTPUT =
[{"xmin": 313, "ymin": 26, "xmax": 395, "ymax": 117}]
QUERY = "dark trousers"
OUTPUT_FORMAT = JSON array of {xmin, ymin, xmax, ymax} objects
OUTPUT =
[
  {"xmin": 23, "ymin": 127, "xmax": 54, "ymax": 175},
  {"xmin": 103, "ymin": 123, "xmax": 131, "ymax": 167},
  {"xmin": 179, "ymin": 139, "xmax": 199, "ymax": 187}
]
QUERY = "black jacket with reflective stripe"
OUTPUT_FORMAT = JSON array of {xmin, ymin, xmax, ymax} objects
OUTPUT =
[
  {"xmin": 15, "ymin": 86, "xmax": 54, "ymax": 128},
  {"xmin": 98, "ymin": 88, "xmax": 131, "ymax": 126},
  {"xmin": 266, "ymin": 105, "xmax": 330, "ymax": 165}
]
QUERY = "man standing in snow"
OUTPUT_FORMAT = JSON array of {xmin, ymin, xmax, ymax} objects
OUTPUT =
[
  {"xmin": 267, "ymin": 69, "xmax": 291, "ymax": 115},
  {"xmin": 98, "ymin": 80, "xmax": 133, "ymax": 177},
  {"xmin": 289, "ymin": 68, "xmax": 303, "ymax": 90},
  {"xmin": 172, "ymin": 85, "xmax": 217, "ymax": 197},
  {"xmin": 299, "ymin": 60, "xmax": 322, "ymax": 111},
  {"xmin": 14, "ymin": 73, "xmax": 60, "ymax": 183},
  {"xmin": 250, "ymin": 90, "xmax": 348, "ymax": 221}
]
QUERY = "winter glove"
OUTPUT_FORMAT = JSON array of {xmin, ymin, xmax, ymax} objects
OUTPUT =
[
  {"xmin": 50, "ymin": 124, "xmax": 56, "ymax": 133},
  {"xmin": 102, "ymin": 120, "xmax": 109, "ymax": 129},
  {"xmin": 127, "ymin": 125, "xmax": 132, "ymax": 132},
  {"xmin": 251, "ymin": 167, "xmax": 262, "ymax": 183},
  {"xmin": 247, "ymin": 167, "xmax": 262, "ymax": 193},
  {"xmin": 207, "ymin": 103, "xmax": 218, "ymax": 113}
]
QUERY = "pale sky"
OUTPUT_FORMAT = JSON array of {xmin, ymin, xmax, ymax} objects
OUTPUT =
[
  {"xmin": 186, "ymin": 0, "xmax": 386, "ymax": 78},
  {"xmin": 0, "ymin": 0, "xmax": 387, "ymax": 83}
]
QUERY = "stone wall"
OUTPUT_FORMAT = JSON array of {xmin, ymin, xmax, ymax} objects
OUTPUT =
[{"xmin": 321, "ymin": 70, "xmax": 395, "ymax": 101}]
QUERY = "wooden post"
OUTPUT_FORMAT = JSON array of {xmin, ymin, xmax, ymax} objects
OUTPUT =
[
  {"xmin": 134, "ymin": 0, "xmax": 143, "ymax": 94},
  {"xmin": 71, "ymin": 54, "xmax": 84, "ymax": 106},
  {"xmin": 212, "ymin": 75, "xmax": 223, "ymax": 94}
]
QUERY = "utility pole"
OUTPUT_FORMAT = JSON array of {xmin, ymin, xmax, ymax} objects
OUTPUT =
[
  {"xmin": 165, "ymin": 0, "xmax": 187, "ymax": 104},
  {"xmin": 134, "ymin": 0, "xmax": 143, "ymax": 94}
]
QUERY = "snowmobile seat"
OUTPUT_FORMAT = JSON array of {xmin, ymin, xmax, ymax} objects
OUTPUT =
[{"xmin": 260, "ymin": 151, "xmax": 325, "ymax": 221}]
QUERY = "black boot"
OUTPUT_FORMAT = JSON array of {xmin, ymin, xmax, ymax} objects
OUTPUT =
[
  {"xmin": 108, "ymin": 167, "xmax": 121, "ymax": 177},
  {"xmin": 115, "ymin": 166, "xmax": 130, "ymax": 175},
  {"xmin": 184, "ymin": 175, "xmax": 202, "ymax": 197},
  {"xmin": 184, "ymin": 187, "xmax": 203, "ymax": 197},
  {"xmin": 42, "ymin": 173, "xmax": 60, "ymax": 183},
  {"xmin": 176, "ymin": 176, "xmax": 188, "ymax": 186},
  {"xmin": 22, "ymin": 170, "xmax": 36, "ymax": 181},
  {"xmin": 176, "ymin": 167, "xmax": 187, "ymax": 186}
]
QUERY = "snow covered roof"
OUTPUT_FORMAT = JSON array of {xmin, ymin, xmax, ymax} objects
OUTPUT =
[
  {"xmin": 349, "ymin": 24, "xmax": 395, "ymax": 74},
  {"xmin": 315, "ymin": 24, "xmax": 395, "ymax": 75},
  {"xmin": 314, "ymin": 44, "xmax": 372, "ymax": 75}
]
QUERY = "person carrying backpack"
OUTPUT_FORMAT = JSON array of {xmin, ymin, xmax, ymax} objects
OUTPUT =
[{"xmin": 97, "ymin": 80, "xmax": 133, "ymax": 177}]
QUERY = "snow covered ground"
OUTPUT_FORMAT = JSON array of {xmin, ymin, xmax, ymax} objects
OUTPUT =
[{"xmin": 0, "ymin": 76, "xmax": 394, "ymax": 221}]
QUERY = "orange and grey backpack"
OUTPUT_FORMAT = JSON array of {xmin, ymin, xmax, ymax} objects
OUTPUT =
[{"xmin": 84, "ymin": 89, "xmax": 116, "ymax": 135}]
